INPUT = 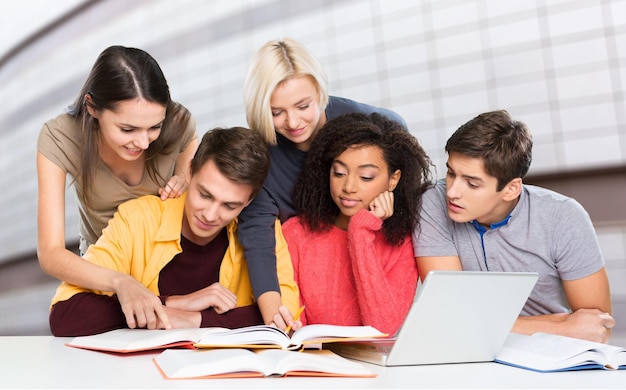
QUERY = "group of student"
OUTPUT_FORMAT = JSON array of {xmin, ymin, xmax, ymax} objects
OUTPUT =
[{"xmin": 37, "ymin": 38, "xmax": 616, "ymax": 344}]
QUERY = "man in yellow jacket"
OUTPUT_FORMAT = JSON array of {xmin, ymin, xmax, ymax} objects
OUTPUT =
[{"xmin": 49, "ymin": 127, "xmax": 300, "ymax": 337}]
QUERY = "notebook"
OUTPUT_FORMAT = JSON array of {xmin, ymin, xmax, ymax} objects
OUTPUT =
[{"xmin": 326, "ymin": 270, "xmax": 538, "ymax": 366}]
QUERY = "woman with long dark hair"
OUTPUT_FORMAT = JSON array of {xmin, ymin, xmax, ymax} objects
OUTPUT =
[{"xmin": 37, "ymin": 45, "xmax": 198, "ymax": 329}]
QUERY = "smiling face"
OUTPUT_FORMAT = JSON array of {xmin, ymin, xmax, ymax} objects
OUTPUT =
[
  {"xmin": 88, "ymin": 97, "xmax": 165, "ymax": 162},
  {"xmin": 182, "ymin": 159, "xmax": 253, "ymax": 246},
  {"xmin": 270, "ymin": 76, "xmax": 324, "ymax": 151},
  {"xmin": 330, "ymin": 145, "xmax": 400, "ymax": 229},
  {"xmin": 445, "ymin": 152, "xmax": 520, "ymax": 227}
]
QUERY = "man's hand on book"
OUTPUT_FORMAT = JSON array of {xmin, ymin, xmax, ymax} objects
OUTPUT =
[{"xmin": 114, "ymin": 273, "xmax": 171, "ymax": 330}]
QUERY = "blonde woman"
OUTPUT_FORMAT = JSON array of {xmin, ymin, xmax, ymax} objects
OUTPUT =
[{"xmin": 238, "ymin": 38, "xmax": 407, "ymax": 325}]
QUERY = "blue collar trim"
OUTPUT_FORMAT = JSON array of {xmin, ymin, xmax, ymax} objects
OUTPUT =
[{"xmin": 470, "ymin": 214, "xmax": 512, "ymax": 232}]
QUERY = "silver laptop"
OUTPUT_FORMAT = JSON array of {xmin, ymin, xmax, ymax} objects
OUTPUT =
[{"xmin": 326, "ymin": 270, "xmax": 538, "ymax": 366}]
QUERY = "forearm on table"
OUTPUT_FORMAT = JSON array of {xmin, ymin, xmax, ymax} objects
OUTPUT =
[
  {"xmin": 513, "ymin": 309, "xmax": 614, "ymax": 343},
  {"xmin": 512, "ymin": 313, "xmax": 569, "ymax": 334}
]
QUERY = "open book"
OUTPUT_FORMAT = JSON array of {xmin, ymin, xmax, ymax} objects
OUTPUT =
[
  {"xmin": 153, "ymin": 348, "xmax": 376, "ymax": 379},
  {"xmin": 66, "ymin": 324, "xmax": 387, "ymax": 353},
  {"xmin": 495, "ymin": 332, "xmax": 626, "ymax": 372}
]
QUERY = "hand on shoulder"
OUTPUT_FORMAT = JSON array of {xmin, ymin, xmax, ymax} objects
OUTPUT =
[{"xmin": 159, "ymin": 174, "xmax": 188, "ymax": 200}]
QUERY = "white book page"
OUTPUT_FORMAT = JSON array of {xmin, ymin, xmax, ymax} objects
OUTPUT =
[
  {"xmin": 290, "ymin": 324, "xmax": 386, "ymax": 346},
  {"xmin": 155, "ymin": 349, "xmax": 270, "ymax": 378},
  {"xmin": 196, "ymin": 325, "xmax": 290, "ymax": 348},
  {"xmin": 496, "ymin": 333, "xmax": 619, "ymax": 370},
  {"xmin": 257, "ymin": 349, "xmax": 374, "ymax": 376},
  {"xmin": 68, "ymin": 328, "xmax": 207, "ymax": 351}
]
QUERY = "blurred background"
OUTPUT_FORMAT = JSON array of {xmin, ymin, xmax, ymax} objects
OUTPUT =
[{"xmin": 1, "ymin": 0, "xmax": 625, "ymax": 344}]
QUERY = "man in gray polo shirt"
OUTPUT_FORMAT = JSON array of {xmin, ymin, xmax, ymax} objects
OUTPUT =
[{"xmin": 413, "ymin": 110, "xmax": 615, "ymax": 343}]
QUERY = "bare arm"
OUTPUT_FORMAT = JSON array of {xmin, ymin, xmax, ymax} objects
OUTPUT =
[
  {"xmin": 159, "ymin": 135, "xmax": 199, "ymax": 200},
  {"xmin": 164, "ymin": 282, "xmax": 237, "ymax": 315},
  {"xmin": 512, "ymin": 268, "xmax": 614, "ymax": 343},
  {"xmin": 162, "ymin": 282, "xmax": 267, "ymax": 329},
  {"xmin": 37, "ymin": 152, "xmax": 170, "ymax": 329},
  {"xmin": 257, "ymin": 291, "xmax": 283, "ymax": 325},
  {"xmin": 37, "ymin": 152, "xmax": 123, "ymax": 289},
  {"xmin": 416, "ymin": 255, "xmax": 463, "ymax": 283}
]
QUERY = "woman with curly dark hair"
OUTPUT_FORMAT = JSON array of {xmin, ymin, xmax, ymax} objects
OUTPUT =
[{"xmin": 282, "ymin": 112, "xmax": 433, "ymax": 335}]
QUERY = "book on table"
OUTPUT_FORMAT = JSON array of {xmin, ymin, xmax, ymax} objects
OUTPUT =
[
  {"xmin": 494, "ymin": 332, "xmax": 626, "ymax": 372},
  {"xmin": 153, "ymin": 348, "xmax": 376, "ymax": 379},
  {"xmin": 65, "ymin": 324, "xmax": 388, "ymax": 353}
]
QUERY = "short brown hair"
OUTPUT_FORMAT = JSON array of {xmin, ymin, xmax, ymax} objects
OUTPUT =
[
  {"xmin": 191, "ymin": 127, "xmax": 270, "ymax": 199},
  {"xmin": 445, "ymin": 110, "xmax": 532, "ymax": 191}
]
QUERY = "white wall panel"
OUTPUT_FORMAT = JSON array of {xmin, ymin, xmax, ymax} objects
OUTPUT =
[{"xmin": 1, "ymin": 0, "xmax": 626, "ymax": 338}]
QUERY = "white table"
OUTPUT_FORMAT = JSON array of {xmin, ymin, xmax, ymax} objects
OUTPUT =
[{"xmin": 1, "ymin": 336, "xmax": 624, "ymax": 389}]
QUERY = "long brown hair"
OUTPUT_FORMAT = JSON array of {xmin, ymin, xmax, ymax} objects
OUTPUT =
[{"xmin": 68, "ymin": 45, "xmax": 191, "ymax": 207}]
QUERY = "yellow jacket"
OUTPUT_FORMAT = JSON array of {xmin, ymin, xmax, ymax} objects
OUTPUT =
[{"xmin": 51, "ymin": 194, "xmax": 300, "ymax": 314}]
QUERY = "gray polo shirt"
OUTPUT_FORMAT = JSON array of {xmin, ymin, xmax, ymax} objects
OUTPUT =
[{"xmin": 413, "ymin": 179, "xmax": 605, "ymax": 316}]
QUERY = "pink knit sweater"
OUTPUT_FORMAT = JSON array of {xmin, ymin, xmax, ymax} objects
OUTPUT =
[{"xmin": 282, "ymin": 209, "xmax": 418, "ymax": 335}]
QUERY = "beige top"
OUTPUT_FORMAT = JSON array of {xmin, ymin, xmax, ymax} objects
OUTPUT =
[{"xmin": 37, "ymin": 111, "xmax": 196, "ymax": 254}]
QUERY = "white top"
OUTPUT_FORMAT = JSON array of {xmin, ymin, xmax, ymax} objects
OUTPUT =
[{"xmin": 2, "ymin": 336, "xmax": 625, "ymax": 388}]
